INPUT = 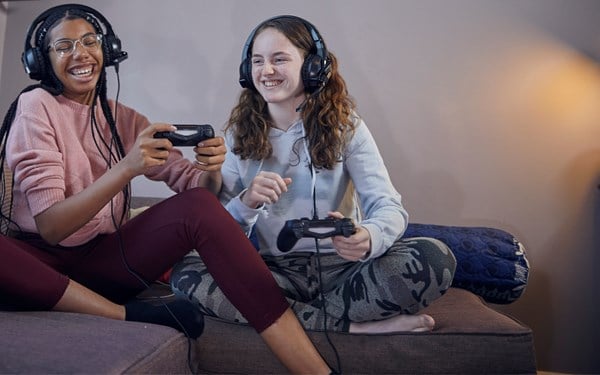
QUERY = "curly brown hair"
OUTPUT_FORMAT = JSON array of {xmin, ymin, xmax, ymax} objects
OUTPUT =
[{"xmin": 225, "ymin": 16, "xmax": 357, "ymax": 170}]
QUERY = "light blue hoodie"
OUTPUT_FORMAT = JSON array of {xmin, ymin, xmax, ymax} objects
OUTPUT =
[{"xmin": 220, "ymin": 117, "xmax": 408, "ymax": 260}]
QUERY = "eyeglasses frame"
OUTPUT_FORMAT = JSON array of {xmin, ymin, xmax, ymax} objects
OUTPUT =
[{"xmin": 47, "ymin": 33, "xmax": 103, "ymax": 58}]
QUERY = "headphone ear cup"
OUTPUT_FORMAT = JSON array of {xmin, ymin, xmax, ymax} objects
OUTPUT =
[
  {"xmin": 302, "ymin": 54, "xmax": 328, "ymax": 93},
  {"xmin": 21, "ymin": 46, "xmax": 46, "ymax": 81},
  {"xmin": 103, "ymin": 34, "xmax": 124, "ymax": 66},
  {"xmin": 239, "ymin": 58, "xmax": 253, "ymax": 89}
]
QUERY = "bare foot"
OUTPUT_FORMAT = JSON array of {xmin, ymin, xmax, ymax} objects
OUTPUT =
[{"xmin": 348, "ymin": 314, "xmax": 435, "ymax": 334}]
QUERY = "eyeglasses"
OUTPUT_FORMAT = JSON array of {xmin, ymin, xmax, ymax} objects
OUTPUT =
[{"xmin": 47, "ymin": 33, "xmax": 103, "ymax": 58}]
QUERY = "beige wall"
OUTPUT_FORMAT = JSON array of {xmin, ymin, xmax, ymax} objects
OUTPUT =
[
  {"xmin": 0, "ymin": 2, "xmax": 7, "ymax": 85},
  {"xmin": 1, "ymin": 0, "xmax": 599, "ymax": 373}
]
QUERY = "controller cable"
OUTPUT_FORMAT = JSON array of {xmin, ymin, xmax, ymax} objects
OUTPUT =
[
  {"xmin": 96, "ymin": 67, "xmax": 197, "ymax": 374},
  {"xmin": 310, "ymin": 168, "xmax": 342, "ymax": 374}
]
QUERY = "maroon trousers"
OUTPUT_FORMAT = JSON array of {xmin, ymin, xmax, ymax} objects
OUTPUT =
[{"xmin": 0, "ymin": 188, "xmax": 288, "ymax": 333}]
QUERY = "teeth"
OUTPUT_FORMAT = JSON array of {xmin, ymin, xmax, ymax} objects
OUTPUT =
[
  {"xmin": 264, "ymin": 80, "xmax": 281, "ymax": 87},
  {"xmin": 71, "ymin": 68, "xmax": 92, "ymax": 76}
]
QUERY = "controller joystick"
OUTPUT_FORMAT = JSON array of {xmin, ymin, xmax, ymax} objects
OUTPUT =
[
  {"xmin": 154, "ymin": 124, "xmax": 215, "ymax": 147},
  {"xmin": 276, "ymin": 217, "xmax": 356, "ymax": 252}
]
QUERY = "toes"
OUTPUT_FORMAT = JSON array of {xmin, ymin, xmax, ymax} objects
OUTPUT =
[{"xmin": 410, "ymin": 314, "xmax": 435, "ymax": 332}]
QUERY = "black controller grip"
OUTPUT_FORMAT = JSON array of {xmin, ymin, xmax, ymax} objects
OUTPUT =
[
  {"xmin": 154, "ymin": 124, "xmax": 214, "ymax": 146},
  {"xmin": 276, "ymin": 217, "xmax": 356, "ymax": 253}
]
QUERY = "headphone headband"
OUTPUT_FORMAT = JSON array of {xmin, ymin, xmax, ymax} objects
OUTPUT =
[
  {"xmin": 21, "ymin": 3, "xmax": 128, "ymax": 81},
  {"xmin": 238, "ymin": 15, "xmax": 331, "ymax": 93}
]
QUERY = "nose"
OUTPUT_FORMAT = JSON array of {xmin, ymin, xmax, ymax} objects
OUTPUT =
[
  {"xmin": 72, "ymin": 40, "xmax": 90, "ymax": 57},
  {"xmin": 262, "ymin": 61, "xmax": 275, "ymax": 75}
]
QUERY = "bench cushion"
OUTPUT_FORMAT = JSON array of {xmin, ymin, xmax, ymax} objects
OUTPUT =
[{"xmin": 195, "ymin": 287, "xmax": 536, "ymax": 374}]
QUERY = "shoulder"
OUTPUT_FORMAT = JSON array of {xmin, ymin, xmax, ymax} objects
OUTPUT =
[
  {"xmin": 343, "ymin": 116, "xmax": 381, "ymax": 157},
  {"xmin": 17, "ymin": 88, "xmax": 57, "ymax": 110},
  {"xmin": 348, "ymin": 116, "xmax": 373, "ymax": 142},
  {"xmin": 14, "ymin": 88, "xmax": 70, "ymax": 126},
  {"xmin": 108, "ymin": 99, "xmax": 151, "ymax": 128},
  {"xmin": 108, "ymin": 99, "xmax": 141, "ymax": 118}
]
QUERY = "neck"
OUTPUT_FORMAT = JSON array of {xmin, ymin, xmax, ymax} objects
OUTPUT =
[
  {"xmin": 269, "ymin": 107, "xmax": 300, "ymax": 132},
  {"xmin": 268, "ymin": 96, "xmax": 305, "ymax": 131}
]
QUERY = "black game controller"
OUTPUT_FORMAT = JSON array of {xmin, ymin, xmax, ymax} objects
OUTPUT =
[
  {"xmin": 276, "ymin": 217, "xmax": 356, "ymax": 252},
  {"xmin": 154, "ymin": 124, "xmax": 215, "ymax": 146}
]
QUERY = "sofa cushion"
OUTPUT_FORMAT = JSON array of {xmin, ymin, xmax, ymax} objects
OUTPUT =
[
  {"xmin": 0, "ymin": 310, "xmax": 195, "ymax": 374},
  {"xmin": 194, "ymin": 287, "xmax": 536, "ymax": 374}
]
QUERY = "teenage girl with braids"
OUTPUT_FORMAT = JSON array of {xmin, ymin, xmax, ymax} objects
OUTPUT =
[
  {"xmin": 0, "ymin": 5, "xmax": 331, "ymax": 374},
  {"xmin": 171, "ymin": 15, "xmax": 457, "ymax": 334}
]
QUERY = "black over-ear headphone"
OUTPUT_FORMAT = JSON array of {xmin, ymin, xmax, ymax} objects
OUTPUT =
[
  {"xmin": 239, "ymin": 15, "xmax": 331, "ymax": 93},
  {"xmin": 21, "ymin": 3, "xmax": 128, "ymax": 81}
]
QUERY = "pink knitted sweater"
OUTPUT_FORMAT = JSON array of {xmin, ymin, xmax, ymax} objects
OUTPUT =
[{"xmin": 6, "ymin": 88, "xmax": 203, "ymax": 246}]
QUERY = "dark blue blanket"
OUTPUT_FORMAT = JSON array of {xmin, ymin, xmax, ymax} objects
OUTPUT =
[{"xmin": 404, "ymin": 223, "xmax": 529, "ymax": 304}]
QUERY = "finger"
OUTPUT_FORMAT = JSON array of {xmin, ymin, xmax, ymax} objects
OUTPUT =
[
  {"xmin": 196, "ymin": 153, "xmax": 225, "ymax": 166},
  {"xmin": 256, "ymin": 175, "xmax": 279, "ymax": 194},
  {"xmin": 268, "ymin": 175, "xmax": 290, "ymax": 193},
  {"xmin": 258, "ymin": 184, "xmax": 283, "ymax": 204},
  {"xmin": 264, "ymin": 177, "xmax": 282, "ymax": 193},
  {"xmin": 258, "ymin": 171, "xmax": 287, "ymax": 185},
  {"xmin": 197, "ymin": 136, "xmax": 224, "ymax": 147},
  {"xmin": 336, "ymin": 248, "xmax": 361, "ymax": 262},
  {"xmin": 327, "ymin": 211, "xmax": 344, "ymax": 219},
  {"xmin": 194, "ymin": 162, "xmax": 222, "ymax": 172},
  {"xmin": 151, "ymin": 138, "xmax": 172, "ymax": 151},
  {"xmin": 143, "ymin": 123, "xmax": 176, "ymax": 137},
  {"xmin": 195, "ymin": 141, "xmax": 226, "ymax": 155},
  {"xmin": 255, "ymin": 172, "xmax": 291, "ymax": 193}
]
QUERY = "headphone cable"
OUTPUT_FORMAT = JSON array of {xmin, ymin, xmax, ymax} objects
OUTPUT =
[
  {"xmin": 311, "ymin": 174, "xmax": 342, "ymax": 374},
  {"xmin": 104, "ymin": 66, "xmax": 197, "ymax": 374}
]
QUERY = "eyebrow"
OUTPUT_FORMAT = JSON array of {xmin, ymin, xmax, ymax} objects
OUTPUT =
[
  {"xmin": 252, "ymin": 51, "xmax": 291, "ymax": 58},
  {"xmin": 51, "ymin": 32, "xmax": 96, "ymax": 43}
]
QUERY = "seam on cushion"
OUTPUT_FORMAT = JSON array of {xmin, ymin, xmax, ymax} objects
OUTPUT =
[{"xmin": 121, "ymin": 332, "xmax": 189, "ymax": 373}]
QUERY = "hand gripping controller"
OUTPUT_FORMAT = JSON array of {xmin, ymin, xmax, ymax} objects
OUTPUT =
[
  {"xmin": 154, "ymin": 124, "xmax": 215, "ymax": 146},
  {"xmin": 276, "ymin": 217, "xmax": 356, "ymax": 252}
]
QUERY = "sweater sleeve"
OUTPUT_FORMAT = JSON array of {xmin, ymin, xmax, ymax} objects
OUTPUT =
[
  {"xmin": 345, "ymin": 120, "xmax": 409, "ymax": 259},
  {"xmin": 219, "ymin": 132, "xmax": 261, "ymax": 234},
  {"xmin": 112, "ymin": 101, "xmax": 203, "ymax": 193}
]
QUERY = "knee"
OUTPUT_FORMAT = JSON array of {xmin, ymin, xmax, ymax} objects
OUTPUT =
[
  {"xmin": 403, "ymin": 237, "xmax": 457, "ymax": 281},
  {"xmin": 426, "ymin": 237, "xmax": 456, "ymax": 273},
  {"xmin": 425, "ymin": 238, "xmax": 456, "ymax": 290}
]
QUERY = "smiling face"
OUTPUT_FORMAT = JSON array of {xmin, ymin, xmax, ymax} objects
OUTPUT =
[
  {"xmin": 251, "ymin": 27, "xmax": 306, "ymax": 111},
  {"xmin": 47, "ymin": 18, "xmax": 103, "ymax": 105}
]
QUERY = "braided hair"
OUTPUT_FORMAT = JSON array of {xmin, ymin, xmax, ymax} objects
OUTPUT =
[{"xmin": 0, "ymin": 7, "xmax": 128, "ymax": 234}]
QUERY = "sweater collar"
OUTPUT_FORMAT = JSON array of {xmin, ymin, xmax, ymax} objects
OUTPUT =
[{"xmin": 56, "ymin": 94, "xmax": 99, "ymax": 117}]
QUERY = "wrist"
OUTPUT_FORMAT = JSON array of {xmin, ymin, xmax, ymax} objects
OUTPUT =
[{"xmin": 241, "ymin": 191, "xmax": 264, "ymax": 209}]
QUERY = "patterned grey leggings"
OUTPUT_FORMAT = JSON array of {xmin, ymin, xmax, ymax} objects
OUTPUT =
[{"xmin": 170, "ymin": 236, "xmax": 456, "ymax": 332}]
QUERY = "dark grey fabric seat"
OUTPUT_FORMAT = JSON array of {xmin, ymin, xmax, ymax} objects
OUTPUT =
[
  {"xmin": 0, "ymin": 287, "xmax": 535, "ymax": 374},
  {"xmin": 0, "ymin": 310, "xmax": 193, "ymax": 374},
  {"xmin": 196, "ymin": 287, "xmax": 536, "ymax": 374}
]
